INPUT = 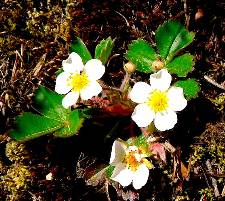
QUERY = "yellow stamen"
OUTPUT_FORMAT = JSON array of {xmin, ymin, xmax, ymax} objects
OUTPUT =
[
  {"xmin": 147, "ymin": 90, "xmax": 168, "ymax": 112},
  {"xmin": 124, "ymin": 151, "xmax": 140, "ymax": 171},
  {"xmin": 69, "ymin": 72, "xmax": 89, "ymax": 92}
]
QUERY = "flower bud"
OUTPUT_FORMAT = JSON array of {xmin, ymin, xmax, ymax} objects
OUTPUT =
[
  {"xmin": 124, "ymin": 62, "xmax": 136, "ymax": 74},
  {"xmin": 152, "ymin": 60, "xmax": 164, "ymax": 71},
  {"xmin": 195, "ymin": 8, "xmax": 204, "ymax": 21}
]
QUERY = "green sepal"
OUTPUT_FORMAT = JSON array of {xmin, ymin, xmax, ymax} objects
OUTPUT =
[
  {"xmin": 34, "ymin": 86, "xmax": 70, "ymax": 121},
  {"xmin": 106, "ymin": 165, "xmax": 115, "ymax": 178},
  {"xmin": 95, "ymin": 37, "xmax": 114, "ymax": 65},
  {"xmin": 166, "ymin": 53, "xmax": 194, "ymax": 77},
  {"xmin": 126, "ymin": 39, "xmax": 158, "ymax": 73},
  {"xmin": 53, "ymin": 110, "xmax": 84, "ymax": 137},
  {"xmin": 174, "ymin": 78, "xmax": 200, "ymax": 100},
  {"xmin": 55, "ymin": 68, "xmax": 63, "ymax": 76},
  {"xmin": 10, "ymin": 113, "xmax": 64, "ymax": 141},
  {"xmin": 70, "ymin": 37, "xmax": 92, "ymax": 63},
  {"xmin": 156, "ymin": 20, "xmax": 195, "ymax": 62},
  {"xmin": 127, "ymin": 134, "xmax": 149, "ymax": 153}
]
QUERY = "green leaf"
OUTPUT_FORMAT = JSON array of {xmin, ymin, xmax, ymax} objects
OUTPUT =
[
  {"xmin": 156, "ymin": 20, "xmax": 195, "ymax": 62},
  {"xmin": 70, "ymin": 37, "xmax": 92, "ymax": 63},
  {"xmin": 174, "ymin": 79, "xmax": 200, "ymax": 100},
  {"xmin": 166, "ymin": 53, "xmax": 194, "ymax": 77},
  {"xmin": 34, "ymin": 86, "xmax": 70, "ymax": 121},
  {"xmin": 10, "ymin": 113, "xmax": 63, "ymax": 141},
  {"xmin": 126, "ymin": 39, "xmax": 158, "ymax": 73},
  {"xmin": 95, "ymin": 37, "xmax": 114, "ymax": 65},
  {"xmin": 54, "ymin": 110, "xmax": 84, "ymax": 137}
]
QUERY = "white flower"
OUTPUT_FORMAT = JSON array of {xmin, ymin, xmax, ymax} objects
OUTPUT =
[
  {"xmin": 55, "ymin": 52, "xmax": 105, "ymax": 108},
  {"xmin": 110, "ymin": 140, "xmax": 151, "ymax": 190},
  {"xmin": 129, "ymin": 69, "xmax": 187, "ymax": 131}
]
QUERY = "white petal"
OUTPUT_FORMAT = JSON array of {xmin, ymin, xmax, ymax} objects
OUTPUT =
[
  {"xmin": 111, "ymin": 163, "xmax": 133, "ymax": 187},
  {"xmin": 80, "ymin": 81, "xmax": 102, "ymax": 100},
  {"xmin": 55, "ymin": 72, "xmax": 72, "ymax": 94},
  {"xmin": 131, "ymin": 104, "xmax": 155, "ymax": 127},
  {"xmin": 129, "ymin": 82, "xmax": 152, "ymax": 104},
  {"xmin": 84, "ymin": 59, "xmax": 105, "ymax": 81},
  {"xmin": 132, "ymin": 164, "xmax": 149, "ymax": 189},
  {"xmin": 110, "ymin": 140, "xmax": 127, "ymax": 165},
  {"xmin": 167, "ymin": 87, "xmax": 187, "ymax": 111},
  {"xmin": 154, "ymin": 110, "xmax": 177, "ymax": 131},
  {"xmin": 150, "ymin": 69, "xmax": 172, "ymax": 91},
  {"xmin": 62, "ymin": 52, "xmax": 84, "ymax": 73},
  {"xmin": 62, "ymin": 91, "xmax": 79, "ymax": 108}
]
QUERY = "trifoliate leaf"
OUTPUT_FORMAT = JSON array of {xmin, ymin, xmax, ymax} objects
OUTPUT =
[
  {"xmin": 53, "ymin": 109, "xmax": 84, "ymax": 137},
  {"xmin": 95, "ymin": 37, "xmax": 114, "ymax": 65},
  {"xmin": 156, "ymin": 20, "xmax": 195, "ymax": 62},
  {"xmin": 10, "ymin": 113, "xmax": 63, "ymax": 141},
  {"xmin": 166, "ymin": 53, "xmax": 194, "ymax": 77},
  {"xmin": 70, "ymin": 37, "xmax": 92, "ymax": 63},
  {"xmin": 126, "ymin": 39, "xmax": 158, "ymax": 73},
  {"xmin": 174, "ymin": 79, "xmax": 200, "ymax": 100},
  {"xmin": 34, "ymin": 86, "xmax": 70, "ymax": 121}
]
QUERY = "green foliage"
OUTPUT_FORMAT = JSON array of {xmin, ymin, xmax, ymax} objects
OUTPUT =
[
  {"xmin": 156, "ymin": 20, "xmax": 195, "ymax": 62},
  {"xmin": 95, "ymin": 37, "xmax": 114, "ymax": 65},
  {"xmin": 126, "ymin": 20, "xmax": 195, "ymax": 77},
  {"xmin": 10, "ymin": 113, "xmax": 63, "ymax": 141},
  {"xmin": 70, "ymin": 37, "xmax": 92, "ymax": 64},
  {"xmin": 174, "ymin": 79, "xmax": 200, "ymax": 100},
  {"xmin": 34, "ymin": 86, "xmax": 70, "ymax": 120},
  {"xmin": 10, "ymin": 86, "xmax": 85, "ymax": 141},
  {"xmin": 54, "ymin": 110, "xmax": 84, "ymax": 137},
  {"xmin": 166, "ymin": 53, "xmax": 194, "ymax": 77},
  {"xmin": 125, "ymin": 39, "xmax": 158, "ymax": 73}
]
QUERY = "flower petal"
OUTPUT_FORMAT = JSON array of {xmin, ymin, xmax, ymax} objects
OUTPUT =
[
  {"xmin": 129, "ymin": 82, "xmax": 152, "ymax": 104},
  {"xmin": 62, "ymin": 52, "xmax": 84, "ymax": 73},
  {"xmin": 62, "ymin": 91, "xmax": 79, "ymax": 108},
  {"xmin": 167, "ymin": 87, "xmax": 187, "ymax": 111},
  {"xmin": 110, "ymin": 140, "xmax": 127, "ymax": 165},
  {"xmin": 150, "ymin": 69, "xmax": 171, "ymax": 91},
  {"xmin": 131, "ymin": 104, "xmax": 155, "ymax": 127},
  {"xmin": 132, "ymin": 164, "xmax": 149, "ymax": 189},
  {"xmin": 111, "ymin": 163, "xmax": 133, "ymax": 187},
  {"xmin": 154, "ymin": 110, "xmax": 177, "ymax": 131},
  {"xmin": 55, "ymin": 72, "xmax": 72, "ymax": 94},
  {"xmin": 84, "ymin": 59, "xmax": 105, "ymax": 81},
  {"xmin": 80, "ymin": 81, "xmax": 102, "ymax": 100}
]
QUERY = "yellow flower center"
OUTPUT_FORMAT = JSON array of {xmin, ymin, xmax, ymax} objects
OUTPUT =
[
  {"xmin": 124, "ymin": 151, "xmax": 140, "ymax": 171},
  {"xmin": 147, "ymin": 90, "xmax": 168, "ymax": 112},
  {"xmin": 69, "ymin": 72, "xmax": 89, "ymax": 92}
]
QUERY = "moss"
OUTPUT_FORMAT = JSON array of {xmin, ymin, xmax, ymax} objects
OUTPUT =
[
  {"xmin": 199, "ymin": 188, "xmax": 214, "ymax": 201},
  {"xmin": 1, "ymin": 163, "xmax": 32, "ymax": 201},
  {"xmin": 5, "ymin": 140, "xmax": 29, "ymax": 162},
  {"xmin": 209, "ymin": 93, "xmax": 225, "ymax": 111},
  {"xmin": 190, "ymin": 145, "xmax": 206, "ymax": 165}
]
